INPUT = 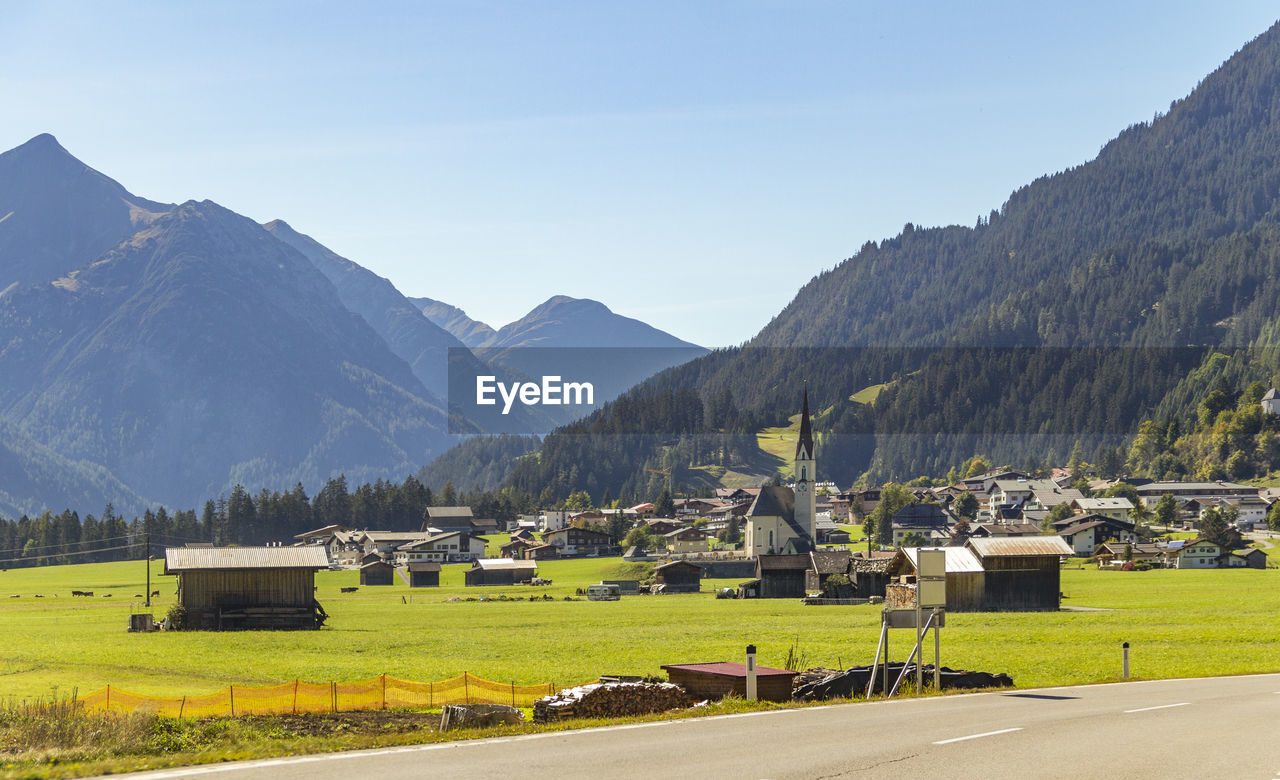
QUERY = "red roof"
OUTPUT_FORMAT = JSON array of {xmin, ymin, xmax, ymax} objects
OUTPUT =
[{"xmin": 661, "ymin": 662, "xmax": 797, "ymax": 678}]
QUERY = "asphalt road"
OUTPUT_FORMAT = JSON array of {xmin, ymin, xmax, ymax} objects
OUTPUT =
[{"xmin": 116, "ymin": 674, "xmax": 1280, "ymax": 779}]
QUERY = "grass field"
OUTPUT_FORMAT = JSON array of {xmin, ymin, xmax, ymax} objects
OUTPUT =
[{"xmin": 2, "ymin": 558, "xmax": 1279, "ymax": 704}]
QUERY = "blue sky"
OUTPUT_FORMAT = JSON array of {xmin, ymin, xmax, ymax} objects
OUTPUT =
[{"xmin": 2, "ymin": 2, "xmax": 1276, "ymax": 347}]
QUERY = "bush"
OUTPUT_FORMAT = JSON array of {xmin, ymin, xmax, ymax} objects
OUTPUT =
[{"xmin": 164, "ymin": 603, "xmax": 187, "ymax": 630}]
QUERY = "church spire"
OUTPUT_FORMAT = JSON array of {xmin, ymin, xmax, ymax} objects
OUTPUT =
[{"xmin": 795, "ymin": 385, "xmax": 814, "ymax": 461}]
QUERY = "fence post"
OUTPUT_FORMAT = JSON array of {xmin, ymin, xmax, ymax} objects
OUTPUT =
[
  {"xmin": 464, "ymin": 673, "xmax": 470, "ymax": 704},
  {"xmin": 511, "ymin": 681, "xmax": 516, "ymax": 708},
  {"xmin": 179, "ymin": 696, "xmax": 186, "ymax": 719},
  {"xmin": 293, "ymin": 680, "xmax": 299, "ymax": 715},
  {"xmin": 229, "ymin": 686, "xmax": 235, "ymax": 717},
  {"xmin": 105, "ymin": 685, "xmax": 110, "ymax": 712},
  {"xmin": 381, "ymin": 674, "xmax": 387, "ymax": 710},
  {"xmin": 331, "ymin": 681, "xmax": 337, "ymax": 713},
  {"xmin": 429, "ymin": 681, "xmax": 433, "ymax": 708}
]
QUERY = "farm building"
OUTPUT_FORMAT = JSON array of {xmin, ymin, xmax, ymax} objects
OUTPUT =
[
  {"xmin": 747, "ymin": 554, "xmax": 811, "ymax": 599},
  {"xmin": 966, "ymin": 536, "xmax": 1072, "ymax": 611},
  {"xmin": 652, "ymin": 560, "xmax": 702, "ymax": 593},
  {"xmin": 465, "ymin": 558, "xmax": 538, "ymax": 586},
  {"xmin": 422, "ymin": 505, "xmax": 476, "ymax": 534},
  {"xmin": 405, "ymin": 561, "xmax": 441, "ymax": 587},
  {"xmin": 886, "ymin": 547, "xmax": 986, "ymax": 612},
  {"xmin": 661, "ymin": 662, "xmax": 797, "ymax": 702},
  {"xmin": 848, "ymin": 552, "xmax": 894, "ymax": 599},
  {"xmin": 805, "ymin": 549, "xmax": 853, "ymax": 596},
  {"xmin": 360, "ymin": 559, "xmax": 395, "ymax": 586},
  {"xmin": 163, "ymin": 546, "xmax": 330, "ymax": 630}
]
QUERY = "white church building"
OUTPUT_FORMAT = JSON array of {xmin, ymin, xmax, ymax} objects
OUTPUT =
[{"xmin": 744, "ymin": 389, "xmax": 818, "ymax": 556}]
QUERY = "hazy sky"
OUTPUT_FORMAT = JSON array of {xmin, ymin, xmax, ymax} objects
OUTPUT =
[{"xmin": 2, "ymin": 2, "xmax": 1276, "ymax": 347}]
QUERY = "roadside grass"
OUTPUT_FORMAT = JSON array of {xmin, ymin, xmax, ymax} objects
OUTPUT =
[{"xmin": 1, "ymin": 559, "xmax": 1279, "ymax": 706}]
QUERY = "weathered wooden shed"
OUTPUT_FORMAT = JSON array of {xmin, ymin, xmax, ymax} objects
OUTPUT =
[
  {"xmin": 406, "ymin": 561, "xmax": 441, "ymax": 587},
  {"xmin": 652, "ymin": 560, "xmax": 702, "ymax": 593},
  {"xmin": 753, "ymin": 554, "xmax": 811, "ymax": 598},
  {"xmin": 966, "ymin": 536, "xmax": 1072, "ymax": 611},
  {"xmin": 805, "ymin": 550, "xmax": 853, "ymax": 596},
  {"xmin": 660, "ymin": 662, "xmax": 797, "ymax": 702},
  {"xmin": 465, "ymin": 558, "xmax": 538, "ymax": 586},
  {"xmin": 886, "ymin": 547, "xmax": 986, "ymax": 612},
  {"xmin": 848, "ymin": 551, "xmax": 895, "ymax": 599},
  {"xmin": 360, "ymin": 559, "xmax": 395, "ymax": 586},
  {"xmin": 163, "ymin": 546, "xmax": 329, "ymax": 630}
]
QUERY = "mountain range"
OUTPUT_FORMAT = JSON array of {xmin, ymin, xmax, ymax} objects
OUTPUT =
[
  {"xmin": 0, "ymin": 136, "xmax": 700, "ymax": 518},
  {"xmin": 458, "ymin": 20, "xmax": 1280, "ymax": 501}
]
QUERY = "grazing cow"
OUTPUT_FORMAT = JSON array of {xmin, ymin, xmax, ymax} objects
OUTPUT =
[
  {"xmin": 133, "ymin": 594, "xmax": 143, "ymax": 598},
  {"xmin": 340, "ymin": 586, "xmax": 358, "ymax": 593},
  {"xmin": 102, "ymin": 594, "xmax": 112, "ymax": 598},
  {"xmin": 33, "ymin": 594, "xmax": 43, "ymax": 598},
  {"xmin": 71, "ymin": 590, "xmax": 85, "ymax": 597},
  {"xmin": 150, "ymin": 590, "xmax": 160, "ymax": 597},
  {"xmin": 8, "ymin": 594, "xmax": 17, "ymax": 598}
]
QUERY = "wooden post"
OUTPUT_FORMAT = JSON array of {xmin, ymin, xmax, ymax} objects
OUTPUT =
[
  {"xmin": 511, "ymin": 681, "xmax": 516, "ymax": 708},
  {"xmin": 229, "ymin": 686, "xmax": 235, "ymax": 717},
  {"xmin": 179, "ymin": 696, "xmax": 186, "ymax": 718},
  {"xmin": 464, "ymin": 673, "xmax": 470, "ymax": 704},
  {"xmin": 331, "ymin": 681, "xmax": 337, "ymax": 713},
  {"xmin": 105, "ymin": 685, "xmax": 110, "ymax": 712},
  {"xmin": 381, "ymin": 674, "xmax": 386, "ymax": 709},
  {"xmin": 293, "ymin": 679, "xmax": 299, "ymax": 715},
  {"xmin": 429, "ymin": 681, "xmax": 433, "ymax": 707}
]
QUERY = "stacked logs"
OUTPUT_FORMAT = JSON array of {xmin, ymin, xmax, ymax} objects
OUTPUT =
[{"xmin": 533, "ymin": 682, "xmax": 695, "ymax": 723}]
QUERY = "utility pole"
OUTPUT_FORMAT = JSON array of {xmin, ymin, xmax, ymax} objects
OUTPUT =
[{"xmin": 145, "ymin": 514, "xmax": 151, "ymax": 608}]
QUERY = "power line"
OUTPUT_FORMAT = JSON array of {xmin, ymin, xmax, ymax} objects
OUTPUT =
[
  {"xmin": 0, "ymin": 543, "xmax": 138, "ymax": 566},
  {"xmin": 0, "ymin": 534, "xmax": 135, "ymax": 556}
]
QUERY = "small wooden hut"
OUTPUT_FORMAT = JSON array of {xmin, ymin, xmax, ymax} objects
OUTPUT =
[
  {"xmin": 652, "ymin": 560, "xmax": 702, "ymax": 593},
  {"xmin": 405, "ymin": 561, "xmax": 441, "ymax": 587},
  {"xmin": 465, "ymin": 558, "xmax": 538, "ymax": 586},
  {"xmin": 163, "ymin": 546, "xmax": 329, "ymax": 630},
  {"xmin": 360, "ymin": 559, "xmax": 395, "ymax": 586}
]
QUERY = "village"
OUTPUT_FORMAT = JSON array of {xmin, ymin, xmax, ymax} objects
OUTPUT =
[{"xmin": 159, "ymin": 390, "xmax": 1278, "ymax": 633}]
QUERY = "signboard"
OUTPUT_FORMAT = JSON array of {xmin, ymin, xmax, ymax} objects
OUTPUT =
[
  {"xmin": 916, "ymin": 549, "xmax": 947, "ymax": 608},
  {"xmin": 885, "ymin": 609, "xmax": 946, "ymax": 629}
]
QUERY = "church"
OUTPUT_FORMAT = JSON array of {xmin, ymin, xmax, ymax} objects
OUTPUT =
[{"xmin": 744, "ymin": 389, "xmax": 817, "ymax": 556}]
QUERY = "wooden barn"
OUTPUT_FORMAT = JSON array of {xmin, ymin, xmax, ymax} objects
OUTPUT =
[
  {"xmin": 966, "ymin": 536, "xmax": 1072, "ymax": 611},
  {"xmin": 163, "ymin": 546, "xmax": 329, "ymax": 630},
  {"xmin": 652, "ymin": 560, "xmax": 702, "ymax": 593},
  {"xmin": 805, "ymin": 550, "xmax": 853, "ymax": 596},
  {"xmin": 848, "ymin": 551, "xmax": 895, "ymax": 599},
  {"xmin": 465, "ymin": 558, "xmax": 538, "ymax": 586},
  {"xmin": 360, "ymin": 559, "xmax": 395, "ymax": 586},
  {"xmin": 405, "ymin": 561, "xmax": 441, "ymax": 587},
  {"xmin": 747, "ymin": 554, "xmax": 811, "ymax": 599},
  {"xmin": 886, "ymin": 547, "xmax": 986, "ymax": 612}
]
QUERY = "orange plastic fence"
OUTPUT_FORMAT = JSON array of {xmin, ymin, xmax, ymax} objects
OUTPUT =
[{"xmin": 79, "ymin": 673, "xmax": 584, "ymax": 718}]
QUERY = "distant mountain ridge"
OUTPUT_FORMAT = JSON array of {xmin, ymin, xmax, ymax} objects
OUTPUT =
[
  {"xmin": 410, "ymin": 296, "xmax": 497, "ymax": 348},
  {"xmin": 475, "ymin": 20, "xmax": 1280, "ymax": 500},
  {"xmin": 0, "ymin": 135, "xmax": 707, "ymax": 517}
]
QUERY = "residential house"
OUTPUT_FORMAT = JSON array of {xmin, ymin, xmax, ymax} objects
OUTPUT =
[
  {"xmin": 542, "ymin": 526, "xmax": 613, "ymax": 557},
  {"xmin": 665, "ymin": 527, "xmax": 709, "ymax": 554},
  {"xmin": 890, "ymin": 503, "xmax": 952, "ymax": 546},
  {"xmin": 422, "ymin": 506, "xmax": 476, "ymax": 534},
  {"xmin": 1165, "ymin": 539, "xmax": 1225, "ymax": 569},
  {"xmin": 1095, "ymin": 541, "xmax": 1163, "ymax": 568},
  {"xmin": 395, "ymin": 532, "xmax": 486, "ymax": 564},
  {"xmin": 1070, "ymin": 497, "xmax": 1134, "ymax": 522},
  {"xmin": 1057, "ymin": 516, "xmax": 1137, "ymax": 556},
  {"xmin": 1134, "ymin": 481, "xmax": 1260, "ymax": 508},
  {"xmin": 359, "ymin": 531, "xmax": 429, "ymax": 558},
  {"xmin": 1228, "ymin": 547, "xmax": 1267, "ymax": 569}
]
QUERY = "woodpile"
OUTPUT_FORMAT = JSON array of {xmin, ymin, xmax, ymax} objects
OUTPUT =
[{"xmin": 533, "ymin": 682, "xmax": 695, "ymax": 722}]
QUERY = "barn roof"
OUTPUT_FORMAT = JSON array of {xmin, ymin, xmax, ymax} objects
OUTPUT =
[
  {"xmin": 164, "ymin": 546, "xmax": 330, "ymax": 572},
  {"xmin": 407, "ymin": 562, "xmax": 442, "ymax": 572},
  {"xmin": 471, "ymin": 558, "xmax": 538, "ymax": 571},
  {"xmin": 425, "ymin": 506, "xmax": 474, "ymax": 519},
  {"xmin": 661, "ymin": 662, "xmax": 797, "ymax": 679},
  {"xmin": 653, "ymin": 560, "xmax": 703, "ymax": 573},
  {"xmin": 755, "ymin": 554, "xmax": 811, "ymax": 571},
  {"xmin": 967, "ymin": 536, "xmax": 1073, "ymax": 557},
  {"xmin": 810, "ymin": 549, "xmax": 852, "ymax": 575},
  {"xmin": 894, "ymin": 546, "xmax": 983, "ymax": 574}
]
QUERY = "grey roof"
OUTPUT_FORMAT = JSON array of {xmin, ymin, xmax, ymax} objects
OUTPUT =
[
  {"xmin": 747, "ymin": 486, "xmax": 812, "ymax": 543},
  {"xmin": 425, "ymin": 506, "xmax": 474, "ymax": 519},
  {"xmin": 891, "ymin": 503, "xmax": 950, "ymax": 528},
  {"xmin": 1072, "ymin": 497, "xmax": 1134, "ymax": 510},
  {"xmin": 407, "ymin": 562, "xmax": 442, "ymax": 572},
  {"xmin": 756, "ymin": 553, "xmax": 811, "ymax": 572},
  {"xmin": 967, "ymin": 536, "xmax": 1073, "ymax": 557},
  {"xmin": 810, "ymin": 549, "xmax": 852, "ymax": 575},
  {"xmin": 901, "ymin": 546, "xmax": 984, "ymax": 574},
  {"xmin": 165, "ymin": 546, "xmax": 330, "ymax": 572}
]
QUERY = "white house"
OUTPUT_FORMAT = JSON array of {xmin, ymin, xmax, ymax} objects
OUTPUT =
[
  {"xmin": 1166, "ymin": 539, "xmax": 1224, "ymax": 569},
  {"xmin": 394, "ymin": 532, "xmax": 486, "ymax": 564}
]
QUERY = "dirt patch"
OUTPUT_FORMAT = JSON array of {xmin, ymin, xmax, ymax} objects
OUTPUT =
[{"xmin": 232, "ymin": 710, "xmax": 440, "ymax": 737}]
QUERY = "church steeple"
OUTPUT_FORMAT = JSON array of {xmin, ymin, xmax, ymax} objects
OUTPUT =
[{"xmin": 795, "ymin": 386, "xmax": 814, "ymax": 461}]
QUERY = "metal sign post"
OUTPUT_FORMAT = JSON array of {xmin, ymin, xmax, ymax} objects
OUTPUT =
[{"xmin": 915, "ymin": 549, "xmax": 946, "ymax": 694}]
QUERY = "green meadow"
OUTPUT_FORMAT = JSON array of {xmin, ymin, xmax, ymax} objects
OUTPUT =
[{"xmin": 1, "ymin": 558, "xmax": 1278, "ymax": 703}]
